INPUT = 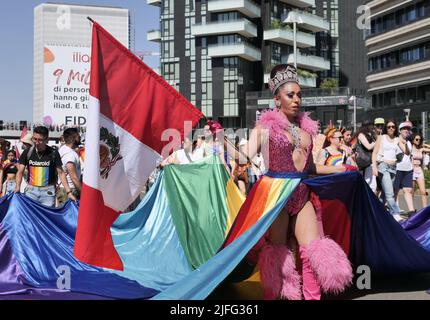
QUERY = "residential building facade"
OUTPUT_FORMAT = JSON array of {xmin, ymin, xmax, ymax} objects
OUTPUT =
[{"xmin": 365, "ymin": 0, "xmax": 430, "ymax": 131}]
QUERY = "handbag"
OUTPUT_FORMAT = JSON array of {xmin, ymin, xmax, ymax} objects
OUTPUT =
[{"xmin": 355, "ymin": 142, "xmax": 372, "ymax": 170}]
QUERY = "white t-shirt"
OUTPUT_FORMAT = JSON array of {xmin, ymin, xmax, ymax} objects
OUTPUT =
[
  {"xmin": 59, "ymin": 145, "xmax": 81, "ymax": 188},
  {"xmin": 192, "ymin": 148, "xmax": 205, "ymax": 161},
  {"xmin": 377, "ymin": 135, "xmax": 398, "ymax": 162},
  {"xmin": 396, "ymin": 141, "xmax": 413, "ymax": 172},
  {"xmin": 251, "ymin": 154, "xmax": 266, "ymax": 176}
]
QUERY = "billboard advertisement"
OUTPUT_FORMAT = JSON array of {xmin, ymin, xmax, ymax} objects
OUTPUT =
[{"xmin": 43, "ymin": 45, "xmax": 90, "ymax": 127}]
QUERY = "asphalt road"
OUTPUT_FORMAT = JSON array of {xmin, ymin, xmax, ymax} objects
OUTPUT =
[{"xmin": 209, "ymin": 270, "xmax": 430, "ymax": 300}]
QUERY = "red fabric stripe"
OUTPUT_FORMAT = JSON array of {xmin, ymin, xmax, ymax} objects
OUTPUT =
[
  {"xmin": 320, "ymin": 199, "xmax": 351, "ymax": 256},
  {"xmin": 74, "ymin": 183, "xmax": 123, "ymax": 270},
  {"xmin": 222, "ymin": 178, "xmax": 272, "ymax": 248},
  {"xmin": 90, "ymin": 23, "xmax": 202, "ymax": 154}
]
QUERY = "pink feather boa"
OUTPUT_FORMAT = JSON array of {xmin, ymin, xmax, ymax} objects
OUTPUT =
[{"xmin": 257, "ymin": 108, "xmax": 318, "ymax": 137}]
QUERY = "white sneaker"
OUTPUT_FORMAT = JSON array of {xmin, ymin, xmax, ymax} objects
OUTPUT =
[{"xmin": 393, "ymin": 214, "xmax": 404, "ymax": 222}]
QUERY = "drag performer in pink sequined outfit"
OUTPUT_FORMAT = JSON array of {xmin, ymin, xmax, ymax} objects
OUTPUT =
[{"xmin": 235, "ymin": 65, "xmax": 353, "ymax": 300}]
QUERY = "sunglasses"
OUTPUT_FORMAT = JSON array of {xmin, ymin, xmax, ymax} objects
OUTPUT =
[
  {"xmin": 32, "ymin": 137, "xmax": 46, "ymax": 142},
  {"xmin": 287, "ymin": 92, "xmax": 302, "ymax": 99},
  {"xmin": 387, "ymin": 125, "xmax": 396, "ymax": 129},
  {"xmin": 332, "ymin": 136, "xmax": 343, "ymax": 140},
  {"xmin": 415, "ymin": 138, "xmax": 422, "ymax": 141}
]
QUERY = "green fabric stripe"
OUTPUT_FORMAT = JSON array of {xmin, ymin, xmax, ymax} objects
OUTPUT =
[{"xmin": 163, "ymin": 156, "xmax": 230, "ymax": 269}]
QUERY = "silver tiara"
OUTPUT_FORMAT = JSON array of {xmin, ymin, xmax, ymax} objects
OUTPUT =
[{"xmin": 268, "ymin": 65, "xmax": 299, "ymax": 94}]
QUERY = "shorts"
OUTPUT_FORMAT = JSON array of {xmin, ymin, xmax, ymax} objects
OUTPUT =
[
  {"xmin": 3, "ymin": 180, "xmax": 16, "ymax": 195},
  {"xmin": 24, "ymin": 185, "xmax": 56, "ymax": 207},
  {"xmin": 413, "ymin": 166, "xmax": 424, "ymax": 181},
  {"xmin": 393, "ymin": 170, "xmax": 413, "ymax": 191}
]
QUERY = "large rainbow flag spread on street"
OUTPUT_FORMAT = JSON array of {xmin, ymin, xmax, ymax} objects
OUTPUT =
[{"xmin": 1, "ymin": 156, "xmax": 430, "ymax": 299}]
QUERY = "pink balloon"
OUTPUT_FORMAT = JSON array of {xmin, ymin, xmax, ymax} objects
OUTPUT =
[{"xmin": 43, "ymin": 116, "xmax": 53, "ymax": 126}]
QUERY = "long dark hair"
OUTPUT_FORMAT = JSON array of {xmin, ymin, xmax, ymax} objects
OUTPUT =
[
  {"xmin": 357, "ymin": 120, "xmax": 376, "ymax": 143},
  {"xmin": 382, "ymin": 119, "xmax": 398, "ymax": 136},
  {"xmin": 412, "ymin": 133, "xmax": 423, "ymax": 148}
]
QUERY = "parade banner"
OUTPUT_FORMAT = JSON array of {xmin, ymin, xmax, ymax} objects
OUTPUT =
[{"xmin": 43, "ymin": 45, "xmax": 90, "ymax": 127}]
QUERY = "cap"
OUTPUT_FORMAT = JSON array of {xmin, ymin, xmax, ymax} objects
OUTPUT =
[
  {"xmin": 20, "ymin": 133, "xmax": 34, "ymax": 146},
  {"xmin": 374, "ymin": 118, "xmax": 385, "ymax": 125},
  {"xmin": 399, "ymin": 121, "xmax": 413, "ymax": 130}
]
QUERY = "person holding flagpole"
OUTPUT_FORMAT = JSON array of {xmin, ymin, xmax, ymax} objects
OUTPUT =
[{"xmin": 225, "ymin": 64, "xmax": 353, "ymax": 300}]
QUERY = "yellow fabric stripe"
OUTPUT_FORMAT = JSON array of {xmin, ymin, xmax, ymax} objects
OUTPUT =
[
  {"xmin": 261, "ymin": 178, "xmax": 284, "ymax": 218},
  {"xmin": 225, "ymin": 177, "xmax": 246, "ymax": 237}
]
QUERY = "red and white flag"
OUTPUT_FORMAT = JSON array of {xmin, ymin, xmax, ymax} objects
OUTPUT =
[
  {"xmin": 15, "ymin": 126, "xmax": 28, "ymax": 159},
  {"xmin": 74, "ymin": 22, "xmax": 202, "ymax": 270}
]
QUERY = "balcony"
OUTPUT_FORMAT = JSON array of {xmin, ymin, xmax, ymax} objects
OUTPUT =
[
  {"xmin": 208, "ymin": 0, "xmax": 261, "ymax": 18},
  {"xmin": 192, "ymin": 19, "xmax": 258, "ymax": 38},
  {"xmin": 286, "ymin": 52, "xmax": 330, "ymax": 71},
  {"xmin": 283, "ymin": 11, "xmax": 329, "ymax": 32},
  {"xmin": 264, "ymin": 28, "xmax": 315, "ymax": 48},
  {"xmin": 208, "ymin": 43, "xmax": 261, "ymax": 62},
  {"xmin": 279, "ymin": 0, "xmax": 315, "ymax": 8},
  {"xmin": 147, "ymin": 29, "xmax": 161, "ymax": 42},
  {"xmin": 264, "ymin": 73, "xmax": 316, "ymax": 88},
  {"xmin": 366, "ymin": 0, "xmax": 390, "ymax": 10},
  {"xmin": 147, "ymin": 0, "xmax": 161, "ymax": 6}
]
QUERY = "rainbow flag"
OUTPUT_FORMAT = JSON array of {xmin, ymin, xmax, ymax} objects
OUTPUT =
[
  {"xmin": 325, "ymin": 153, "xmax": 344, "ymax": 167},
  {"xmin": 0, "ymin": 156, "xmax": 250, "ymax": 299},
  {"xmin": 2, "ymin": 157, "xmax": 430, "ymax": 299},
  {"xmin": 222, "ymin": 175, "xmax": 300, "ymax": 248}
]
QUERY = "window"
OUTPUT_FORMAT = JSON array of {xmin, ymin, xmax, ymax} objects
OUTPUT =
[
  {"xmin": 417, "ymin": 84, "xmax": 430, "ymax": 102},
  {"xmin": 406, "ymin": 5, "xmax": 416, "ymax": 21},
  {"xmin": 370, "ymin": 41, "xmax": 430, "ymax": 71},
  {"xmin": 371, "ymin": 1, "xmax": 428, "ymax": 36},
  {"xmin": 407, "ymin": 87, "xmax": 417, "ymax": 103},
  {"xmin": 398, "ymin": 89, "xmax": 407, "ymax": 105},
  {"xmin": 271, "ymin": 43, "xmax": 281, "ymax": 65},
  {"xmin": 383, "ymin": 91, "xmax": 395, "ymax": 107},
  {"xmin": 372, "ymin": 94, "xmax": 377, "ymax": 108}
]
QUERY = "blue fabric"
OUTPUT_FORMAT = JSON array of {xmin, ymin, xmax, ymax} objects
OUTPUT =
[
  {"xmin": 265, "ymin": 171, "xmax": 309, "ymax": 179},
  {"xmin": 304, "ymin": 171, "xmax": 430, "ymax": 274},
  {"xmin": 0, "ymin": 193, "xmax": 158, "ymax": 299},
  {"xmin": 110, "ymin": 172, "xmax": 192, "ymax": 291},
  {"xmin": 401, "ymin": 206, "xmax": 430, "ymax": 251},
  {"xmin": 1, "ymin": 170, "xmax": 430, "ymax": 300}
]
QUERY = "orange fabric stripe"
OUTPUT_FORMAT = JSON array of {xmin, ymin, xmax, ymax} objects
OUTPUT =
[{"xmin": 223, "ymin": 176, "xmax": 273, "ymax": 247}]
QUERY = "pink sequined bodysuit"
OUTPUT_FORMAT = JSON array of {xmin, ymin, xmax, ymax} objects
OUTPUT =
[{"xmin": 257, "ymin": 109, "xmax": 318, "ymax": 215}]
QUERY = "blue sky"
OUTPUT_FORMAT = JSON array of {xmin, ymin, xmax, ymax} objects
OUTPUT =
[{"xmin": 0, "ymin": 0, "xmax": 160, "ymax": 122}]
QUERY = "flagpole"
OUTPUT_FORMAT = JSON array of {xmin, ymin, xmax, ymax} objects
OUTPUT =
[
  {"xmin": 223, "ymin": 136, "xmax": 260, "ymax": 169},
  {"xmin": 87, "ymin": 16, "xmax": 95, "ymax": 23}
]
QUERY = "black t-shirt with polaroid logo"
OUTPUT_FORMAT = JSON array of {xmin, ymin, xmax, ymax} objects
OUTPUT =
[{"xmin": 19, "ymin": 146, "xmax": 63, "ymax": 187}]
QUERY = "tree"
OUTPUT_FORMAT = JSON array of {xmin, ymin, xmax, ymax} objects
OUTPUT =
[{"xmin": 320, "ymin": 78, "xmax": 339, "ymax": 89}]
